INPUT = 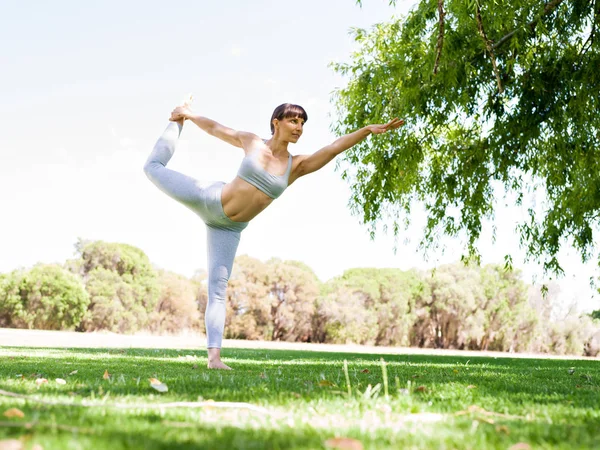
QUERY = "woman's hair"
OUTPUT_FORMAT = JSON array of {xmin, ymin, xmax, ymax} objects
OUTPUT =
[{"xmin": 270, "ymin": 103, "xmax": 308, "ymax": 134}]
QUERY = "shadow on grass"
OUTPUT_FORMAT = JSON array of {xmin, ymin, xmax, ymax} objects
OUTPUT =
[{"xmin": 1, "ymin": 346, "xmax": 599, "ymax": 407}]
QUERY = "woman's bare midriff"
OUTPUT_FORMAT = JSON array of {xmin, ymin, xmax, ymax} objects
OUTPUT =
[{"xmin": 220, "ymin": 177, "xmax": 274, "ymax": 222}]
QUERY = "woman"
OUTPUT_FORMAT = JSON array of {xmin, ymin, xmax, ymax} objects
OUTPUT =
[{"xmin": 144, "ymin": 96, "xmax": 404, "ymax": 369}]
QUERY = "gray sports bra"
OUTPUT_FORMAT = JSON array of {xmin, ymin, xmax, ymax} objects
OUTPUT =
[{"xmin": 236, "ymin": 148, "xmax": 293, "ymax": 199}]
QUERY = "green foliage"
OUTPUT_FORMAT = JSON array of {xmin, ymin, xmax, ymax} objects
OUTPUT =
[
  {"xmin": 72, "ymin": 239, "xmax": 159, "ymax": 333},
  {"xmin": 317, "ymin": 268, "xmax": 425, "ymax": 345},
  {"xmin": 2, "ymin": 238, "xmax": 598, "ymax": 356},
  {"xmin": 592, "ymin": 309, "xmax": 600, "ymax": 320},
  {"xmin": 0, "ymin": 264, "xmax": 89, "ymax": 330},
  {"xmin": 335, "ymin": 0, "xmax": 600, "ymax": 273},
  {"xmin": 266, "ymin": 258, "xmax": 321, "ymax": 342}
]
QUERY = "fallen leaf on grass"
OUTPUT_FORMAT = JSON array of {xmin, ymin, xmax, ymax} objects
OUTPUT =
[
  {"xmin": 496, "ymin": 425, "xmax": 510, "ymax": 435},
  {"xmin": 319, "ymin": 380, "xmax": 335, "ymax": 387},
  {"xmin": 35, "ymin": 378, "xmax": 48, "ymax": 386},
  {"xmin": 149, "ymin": 378, "xmax": 168, "ymax": 393},
  {"xmin": 192, "ymin": 364, "xmax": 199, "ymax": 370},
  {"xmin": 69, "ymin": 370, "xmax": 78, "ymax": 375},
  {"xmin": 0, "ymin": 440, "xmax": 24, "ymax": 450},
  {"xmin": 324, "ymin": 437, "xmax": 364, "ymax": 450},
  {"xmin": 259, "ymin": 372, "xmax": 267, "ymax": 379},
  {"xmin": 453, "ymin": 369, "xmax": 459, "ymax": 374},
  {"xmin": 55, "ymin": 378, "xmax": 66, "ymax": 385},
  {"xmin": 508, "ymin": 444, "xmax": 531, "ymax": 450},
  {"xmin": 103, "ymin": 370, "xmax": 110, "ymax": 380},
  {"xmin": 361, "ymin": 369, "xmax": 370, "ymax": 374},
  {"xmin": 3, "ymin": 408, "xmax": 25, "ymax": 419},
  {"xmin": 467, "ymin": 385, "xmax": 477, "ymax": 389},
  {"xmin": 416, "ymin": 386, "xmax": 427, "ymax": 392},
  {"xmin": 456, "ymin": 405, "xmax": 525, "ymax": 421}
]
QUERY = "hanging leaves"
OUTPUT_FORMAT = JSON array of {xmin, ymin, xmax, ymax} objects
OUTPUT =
[{"xmin": 334, "ymin": 0, "xmax": 600, "ymax": 273}]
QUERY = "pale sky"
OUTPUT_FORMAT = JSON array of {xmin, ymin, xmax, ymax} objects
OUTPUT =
[{"xmin": 1, "ymin": 0, "xmax": 597, "ymax": 312}]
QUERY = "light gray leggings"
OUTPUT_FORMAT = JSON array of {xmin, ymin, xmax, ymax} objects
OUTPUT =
[{"xmin": 143, "ymin": 122, "xmax": 248, "ymax": 348}]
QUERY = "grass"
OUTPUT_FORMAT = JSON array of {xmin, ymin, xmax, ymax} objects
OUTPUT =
[{"xmin": 0, "ymin": 346, "xmax": 599, "ymax": 449}]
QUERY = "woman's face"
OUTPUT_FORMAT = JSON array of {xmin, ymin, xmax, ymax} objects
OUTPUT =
[{"xmin": 273, "ymin": 116, "xmax": 304, "ymax": 142}]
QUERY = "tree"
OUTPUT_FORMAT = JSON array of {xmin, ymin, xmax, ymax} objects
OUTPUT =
[
  {"xmin": 69, "ymin": 239, "xmax": 159, "ymax": 333},
  {"xmin": 0, "ymin": 264, "xmax": 89, "ymax": 330},
  {"xmin": 266, "ymin": 259, "xmax": 321, "ymax": 342},
  {"xmin": 148, "ymin": 270, "xmax": 201, "ymax": 334},
  {"xmin": 338, "ymin": 0, "xmax": 600, "ymax": 273},
  {"xmin": 225, "ymin": 255, "xmax": 272, "ymax": 340},
  {"xmin": 315, "ymin": 284, "xmax": 380, "ymax": 344},
  {"xmin": 420, "ymin": 263, "xmax": 487, "ymax": 348},
  {"xmin": 479, "ymin": 265, "xmax": 538, "ymax": 351},
  {"xmin": 319, "ymin": 268, "xmax": 424, "ymax": 346}
]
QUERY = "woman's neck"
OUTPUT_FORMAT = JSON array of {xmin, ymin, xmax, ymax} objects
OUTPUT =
[{"xmin": 265, "ymin": 136, "xmax": 289, "ymax": 157}]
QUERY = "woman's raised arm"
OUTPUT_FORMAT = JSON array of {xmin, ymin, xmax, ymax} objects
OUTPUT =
[
  {"xmin": 170, "ymin": 102, "xmax": 257, "ymax": 149},
  {"xmin": 295, "ymin": 118, "xmax": 405, "ymax": 178}
]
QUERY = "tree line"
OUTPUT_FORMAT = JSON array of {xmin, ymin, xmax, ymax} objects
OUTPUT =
[{"xmin": 1, "ymin": 239, "xmax": 599, "ymax": 356}]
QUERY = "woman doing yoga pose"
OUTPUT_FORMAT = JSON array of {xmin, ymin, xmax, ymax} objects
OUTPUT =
[{"xmin": 144, "ymin": 96, "xmax": 404, "ymax": 369}]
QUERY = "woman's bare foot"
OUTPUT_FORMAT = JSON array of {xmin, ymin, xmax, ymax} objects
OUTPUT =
[
  {"xmin": 208, "ymin": 359, "xmax": 232, "ymax": 370},
  {"xmin": 207, "ymin": 347, "xmax": 232, "ymax": 370}
]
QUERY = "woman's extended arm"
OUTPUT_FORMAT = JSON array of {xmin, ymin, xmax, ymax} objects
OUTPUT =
[
  {"xmin": 296, "ymin": 118, "xmax": 404, "ymax": 177},
  {"xmin": 170, "ymin": 105, "xmax": 256, "ymax": 149}
]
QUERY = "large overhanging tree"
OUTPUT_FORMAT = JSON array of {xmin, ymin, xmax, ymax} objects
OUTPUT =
[{"xmin": 335, "ymin": 0, "xmax": 600, "ymax": 274}]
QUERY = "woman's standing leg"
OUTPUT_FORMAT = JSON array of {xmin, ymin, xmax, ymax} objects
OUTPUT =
[{"xmin": 205, "ymin": 226, "xmax": 242, "ymax": 370}]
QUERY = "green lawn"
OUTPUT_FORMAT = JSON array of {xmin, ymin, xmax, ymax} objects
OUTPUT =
[{"xmin": 0, "ymin": 346, "xmax": 599, "ymax": 449}]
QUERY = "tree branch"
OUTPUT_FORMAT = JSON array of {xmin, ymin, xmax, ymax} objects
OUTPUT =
[
  {"xmin": 492, "ymin": 0, "xmax": 567, "ymax": 50},
  {"xmin": 575, "ymin": 0, "xmax": 596, "ymax": 60},
  {"xmin": 433, "ymin": 0, "xmax": 446, "ymax": 75},
  {"xmin": 476, "ymin": 6, "xmax": 504, "ymax": 93},
  {"xmin": 591, "ymin": 0, "xmax": 599, "ymax": 45}
]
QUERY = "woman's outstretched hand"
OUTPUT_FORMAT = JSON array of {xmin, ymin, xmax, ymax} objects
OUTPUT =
[
  {"xmin": 367, "ymin": 118, "xmax": 405, "ymax": 134},
  {"xmin": 169, "ymin": 94, "xmax": 194, "ymax": 122}
]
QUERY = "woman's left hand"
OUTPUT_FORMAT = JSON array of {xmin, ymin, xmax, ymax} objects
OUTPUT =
[{"xmin": 367, "ymin": 118, "xmax": 405, "ymax": 134}]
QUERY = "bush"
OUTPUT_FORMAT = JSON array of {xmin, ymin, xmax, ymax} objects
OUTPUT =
[{"xmin": 0, "ymin": 264, "xmax": 89, "ymax": 330}]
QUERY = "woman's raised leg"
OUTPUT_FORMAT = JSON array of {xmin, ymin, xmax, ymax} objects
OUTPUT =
[{"xmin": 143, "ymin": 121, "xmax": 209, "ymax": 210}]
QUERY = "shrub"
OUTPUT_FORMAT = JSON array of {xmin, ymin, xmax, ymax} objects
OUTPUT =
[{"xmin": 0, "ymin": 264, "xmax": 89, "ymax": 330}]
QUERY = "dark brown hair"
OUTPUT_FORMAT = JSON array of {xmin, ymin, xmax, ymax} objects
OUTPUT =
[{"xmin": 270, "ymin": 103, "xmax": 308, "ymax": 134}]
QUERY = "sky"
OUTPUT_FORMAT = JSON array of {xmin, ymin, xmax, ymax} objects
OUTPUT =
[{"xmin": 0, "ymin": 0, "xmax": 598, "ymax": 312}]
